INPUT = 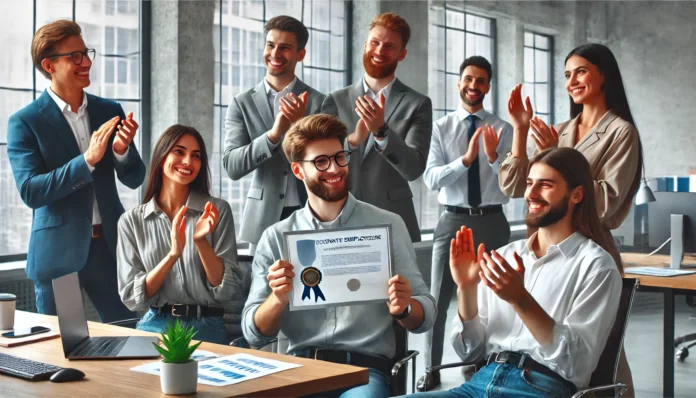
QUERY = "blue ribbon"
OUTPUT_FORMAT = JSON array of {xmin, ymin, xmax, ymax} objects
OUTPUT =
[{"xmin": 302, "ymin": 285, "xmax": 326, "ymax": 302}]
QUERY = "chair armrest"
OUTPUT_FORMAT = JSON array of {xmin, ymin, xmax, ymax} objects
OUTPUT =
[
  {"xmin": 427, "ymin": 360, "xmax": 479, "ymax": 374},
  {"xmin": 571, "ymin": 383, "xmax": 627, "ymax": 398},
  {"xmin": 107, "ymin": 318, "xmax": 141, "ymax": 328},
  {"xmin": 391, "ymin": 350, "xmax": 419, "ymax": 376},
  {"xmin": 229, "ymin": 336, "xmax": 278, "ymax": 349}
]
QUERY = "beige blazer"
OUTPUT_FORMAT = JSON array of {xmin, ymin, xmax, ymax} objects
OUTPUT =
[{"xmin": 498, "ymin": 110, "xmax": 641, "ymax": 230}]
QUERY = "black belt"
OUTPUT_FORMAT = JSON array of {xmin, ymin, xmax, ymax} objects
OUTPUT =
[
  {"xmin": 302, "ymin": 348, "xmax": 390, "ymax": 376},
  {"xmin": 486, "ymin": 351, "xmax": 575, "ymax": 391},
  {"xmin": 153, "ymin": 304, "xmax": 224, "ymax": 318},
  {"xmin": 444, "ymin": 205, "xmax": 503, "ymax": 216},
  {"xmin": 91, "ymin": 224, "xmax": 103, "ymax": 238}
]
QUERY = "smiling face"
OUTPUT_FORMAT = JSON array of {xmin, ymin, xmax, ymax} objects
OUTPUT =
[
  {"xmin": 293, "ymin": 138, "xmax": 349, "ymax": 203},
  {"xmin": 264, "ymin": 29, "xmax": 305, "ymax": 78},
  {"xmin": 524, "ymin": 162, "xmax": 582, "ymax": 228},
  {"xmin": 565, "ymin": 55, "xmax": 605, "ymax": 105},
  {"xmin": 42, "ymin": 35, "xmax": 91, "ymax": 89},
  {"xmin": 362, "ymin": 26, "xmax": 406, "ymax": 79},
  {"xmin": 457, "ymin": 65, "xmax": 490, "ymax": 108},
  {"xmin": 161, "ymin": 134, "xmax": 202, "ymax": 187}
]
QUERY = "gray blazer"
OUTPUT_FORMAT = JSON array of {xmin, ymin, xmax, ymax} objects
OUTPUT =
[
  {"xmin": 321, "ymin": 78, "xmax": 432, "ymax": 242},
  {"xmin": 222, "ymin": 78, "xmax": 326, "ymax": 244}
]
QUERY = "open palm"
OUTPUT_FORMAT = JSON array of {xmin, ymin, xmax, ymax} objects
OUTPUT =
[
  {"xmin": 507, "ymin": 84, "xmax": 533, "ymax": 130},
  {"xmin": 449, "ymin": 226, "xmax": 485, "ymax": 289}
]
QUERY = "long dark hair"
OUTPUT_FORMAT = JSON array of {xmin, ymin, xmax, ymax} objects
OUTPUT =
[
  {"xmin": 142, "ymin": 124, "xmax": 211, "ymax": 204},
  {"xmin": 566, "ymin": 43, "xmax": 643, "ymax": 214},
  {"xmin": 527, "ymin": 148, "xmax": 623, "ymax": 273}
]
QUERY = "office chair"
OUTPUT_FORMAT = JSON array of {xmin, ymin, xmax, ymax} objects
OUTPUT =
[
  {"xmin": 423, "ymin": 278, "xmax": 639, "ymax": 398},
  {"xmin": 230, "ymin": 320, "xmax": 419, "ymax": 396},
  {"xmin": 675, "ymin": 296, "xmax": 696, "ymax": 362}
]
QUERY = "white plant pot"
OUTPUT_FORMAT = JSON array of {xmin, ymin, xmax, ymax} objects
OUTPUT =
[{"xmin": 160, "ymin": 360, "xmax": 198, "ymax": 395}]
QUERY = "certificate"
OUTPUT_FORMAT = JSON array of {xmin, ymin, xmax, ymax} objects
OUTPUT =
[{"xmin": 283, "ymin": 225, "xmax": 393, "ymax": 311}]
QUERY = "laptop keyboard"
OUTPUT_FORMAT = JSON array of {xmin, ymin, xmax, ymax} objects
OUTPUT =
[{"xmin": 72, "ymin": 336, "xmax": 128, "ymax": 357}]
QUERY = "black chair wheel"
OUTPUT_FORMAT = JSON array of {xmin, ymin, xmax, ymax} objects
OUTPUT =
[{"xmin": 676, "ymin": 347, "xmax": 689, "ymax": 363}]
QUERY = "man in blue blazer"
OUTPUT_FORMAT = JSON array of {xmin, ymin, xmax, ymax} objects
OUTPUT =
[{"xmin": 7, "ymin": 20, "xmax": 145, "ymax": 322}]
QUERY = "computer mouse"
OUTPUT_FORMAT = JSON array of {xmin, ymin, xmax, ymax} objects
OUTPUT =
[{"xmin": 50, "ymin": 368, "xmax": 86, "ymax": 383}]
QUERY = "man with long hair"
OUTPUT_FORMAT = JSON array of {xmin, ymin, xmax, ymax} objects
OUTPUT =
[
  {"xmin": 321, "ymin": 12, "xmax": 432, "ymax": 242},
  {"xmin": 409, "ymin": 147, "xmax": 622, "ymax": 397}
]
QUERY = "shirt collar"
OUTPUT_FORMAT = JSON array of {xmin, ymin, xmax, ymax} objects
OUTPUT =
[
  {"xmin": 144, "ymin": 190, "xmax": 209, "ymax": 218},
  {"xmin": 300, "ymin": 192, "xmax": 358, "ymax": 229},
  {"xmin": 525, "ymin": 231, "xmax": 587, "ymax": 259},
  {"xmin": 456, "ymin": 106, "xmax": 488, "ymax": 123},
  {"xmin": 362, "ymin": 76, "xmax": 395, "ymax": 99},
  {"xmin": 46, "ymin": 87, "xmax": 88, "ymax": 114},
  {"xmin": 263, "ymin": 76, "xmax": 298, "ymax": 95}
]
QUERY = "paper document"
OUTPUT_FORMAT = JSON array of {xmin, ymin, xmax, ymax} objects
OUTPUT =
[
  {"xmin": 130, "ymin": 352, "xmax": 301, "ymax": 387},
  {"xmin": 284, "ymin": 225, "xmax": 393, "ymax": 311},
  {"xmin": 625, "ymin": 267, "xmax": 696, "ymax": 277}
]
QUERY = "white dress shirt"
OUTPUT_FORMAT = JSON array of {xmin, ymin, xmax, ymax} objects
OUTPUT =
[
  {"xmin": 264, "ymin": 77, "xmax": 300, "ymax": 207},
  {"xmin": 450, "ymin": 231, "xmax": 622, "ymax": 388},
  {"xmin": 46, "ymin": 88, "xmax": 128, "ymax": 225},
  {"xmin": 423, "ymin": 107, "xmax": 513, "ymax": 207}
]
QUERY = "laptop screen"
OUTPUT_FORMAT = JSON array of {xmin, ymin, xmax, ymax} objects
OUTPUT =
[{"xmin": 52, "ymin": 272, "xmax": 89, "ymax": 356}]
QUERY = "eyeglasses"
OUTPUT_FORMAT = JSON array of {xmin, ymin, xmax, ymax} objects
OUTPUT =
[
  {"xmin": 45, "ymin": 48, "xmax": 96, "ymax": 65},
  {"xmin": 299, "ymin": 151, "xmax": 351, "ymax": 171}
]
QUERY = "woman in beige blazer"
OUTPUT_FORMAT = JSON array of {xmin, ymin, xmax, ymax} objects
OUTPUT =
[{"xmin": 500, "ymin": 43, "xmax": 641, "ymax": 396}]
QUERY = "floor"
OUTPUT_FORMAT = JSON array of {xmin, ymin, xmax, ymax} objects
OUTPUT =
[{"xmin": 404, "ymin": 291, "xmax": 696, "ymax": 397}]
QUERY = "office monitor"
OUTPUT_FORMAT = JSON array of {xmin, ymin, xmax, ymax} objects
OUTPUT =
[{"xmin": 648, "ymin": 192, "xmax": 696, "ymax": 269}]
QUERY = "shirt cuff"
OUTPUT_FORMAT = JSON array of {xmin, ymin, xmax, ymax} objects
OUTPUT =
[
  {"xmin": 488, "ymin": 156, "xmax": 502, "ymax": 172},
  {"xmin": 502, "ymin": 152, "xmax": 528, "ymax": 167},
  {"xmin": 113, "ymin": 147, "xmax": 129, "ymax": 164},
  {"xmin": 537, "ymin": 322, "xmax": 569, "ymax": 362},
  {"xmin": 266, "ymin": 134, "xmax": 281, "ymax": 152},
  {"xmin": 409, "ymin": 295, "xmax": 436, "ymax": 334},
  {"xmin": 373, "ymin": 134, "xmax": 389, "ymax": 151},
  {"xmin": 207, "ymin": 262, "xmax": 237, "ymax": 302},
  {"xmin": 132, "ymin": 271, "xmax": 151, "ymax": 310},
  {"xmin": 83, "ymin": 154, "xmax": 96, "ymax": 173},
  {"xmin": 243, "ymin": 305, "xmax": 279, "ymax": 347}
]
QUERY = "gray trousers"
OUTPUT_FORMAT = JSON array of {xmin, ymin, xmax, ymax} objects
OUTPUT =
[{"xmin": 424, "ymin": 209, "xmax": 511, "ymax": 369}]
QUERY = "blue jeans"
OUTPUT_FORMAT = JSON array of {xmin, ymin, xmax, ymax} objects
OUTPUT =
[
  {"xmin": 302, "ymin": 368, "xmax": 390, "ymax": 398},
  {"xmin": 406, "ymin": 363, "xmax": 577, "ymax": 398},
  {"xmin": 136, "ymin": 309, "xmax": 230, "ymax": 345},
  {"xmin": 33, "ymin": 237, "xmax": 134, "ymax": 323}
]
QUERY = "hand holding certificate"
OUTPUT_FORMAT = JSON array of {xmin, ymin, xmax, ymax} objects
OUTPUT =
[{"xmin": 284, "ymin": 225, "xmax": 394, "ymax": 311}]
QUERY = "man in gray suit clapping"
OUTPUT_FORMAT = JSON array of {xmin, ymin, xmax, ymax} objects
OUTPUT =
[
  {"xmin": 223, "ymin": 16, "xmax": 326, "ymax": 254},
  {"xmin": 321, "ymin": 12, "xmax": 432, "ymax": 242}
]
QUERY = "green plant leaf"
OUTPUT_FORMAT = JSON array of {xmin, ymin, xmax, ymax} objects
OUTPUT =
[{"xmin": 153, "ymin": 318, "xmax": 201, "ymax": 364}]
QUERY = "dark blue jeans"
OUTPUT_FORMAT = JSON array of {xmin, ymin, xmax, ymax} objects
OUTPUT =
[
  {"xmin": 33, "ymin": 237, "xmax": 134, "ymax": 323},
  {"xmin": 406, "ymin": 363, "xmax": 578, "ymax": 398},
  {"xmin": 136, "ymin": 309, "xmax": 230, "ymax": 345}
]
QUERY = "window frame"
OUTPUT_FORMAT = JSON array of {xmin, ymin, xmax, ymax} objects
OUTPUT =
[{"xmin": 523, "ymin": 30, "xmax": 554, "ymax": 125}]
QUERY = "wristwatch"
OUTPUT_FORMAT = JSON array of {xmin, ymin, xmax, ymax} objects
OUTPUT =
[
  {"xmin": 372, "ymin": 124, "xmax": 389, "ymax": 138},
  {"xmin": 394, "ymin": 303, "xmax": 412, "ymax": 320}
]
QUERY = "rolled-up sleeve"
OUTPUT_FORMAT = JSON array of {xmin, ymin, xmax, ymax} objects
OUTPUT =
[
  {"xmin": 534, "ymin": 267, "xmax": 621, "ymax": 382},
  {"xmin": 207, "ymin": 200, "xmax": 243, "ymax": 301},
  {"xmin": 241, "ymin": 231, "xmax": 279, "ymax": 347},
  {"xmin": 450, "ymin": 312, "xmax": 487, "ymax": 364},
  {"xmin": 391, "ymin": 216, "xmax": 436, "ymax": 334},
  {"xmin": 116, "ymin": 214, "xmax": 154, "ymax": 311},
  {"xmin": 498, "ymin": 153, "xmax": 529, "ymax": 198}
]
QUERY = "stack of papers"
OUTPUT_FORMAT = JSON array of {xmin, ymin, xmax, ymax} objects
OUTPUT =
[
  {"xmin": 131, "ymin": 351, "xmax": 302, "ymax": 387},
  {"xmin": 624, "ymin": 267, "xmax": 696, "ymax": 277}
]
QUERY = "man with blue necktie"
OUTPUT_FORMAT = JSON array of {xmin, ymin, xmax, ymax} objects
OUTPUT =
[
  {"xmin": 418, "ymin": 56, "xmax": 513, "ymax": 391},
  {"xmin": 7, "ymin": 20, "xmax": 145, "ymax": 322}
]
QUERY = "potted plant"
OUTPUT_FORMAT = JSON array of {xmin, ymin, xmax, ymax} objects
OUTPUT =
[{"xmin": 154, "ymin": 319, "xmax": 202, "ymax": 395}]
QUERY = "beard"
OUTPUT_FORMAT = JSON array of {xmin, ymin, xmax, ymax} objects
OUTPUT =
[
  {"xmin": 525, "ymin": 194, "xmax": 570, "ymax": 228},
  {"xmin": 305, "ymin": 173, "xmax": 349, "ymax": 202},
  {"xmin": 362, "ymin": 51, "xmax": 399, "ymax": 79},
  {"xmin": 460, "ymin": 88, "xmax": 486, "ymax": 107}
]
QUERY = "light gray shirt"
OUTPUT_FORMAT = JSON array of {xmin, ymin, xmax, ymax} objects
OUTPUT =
[
  {"xmin": 117, "ymin": 191, "xmax": 244, "ymax": 311},
  {"xmin": 424, "ymin": 107, "xmax": 513, "ymax": 207},
  {"xmin": 451, "ymin": 232, "xmax": 621, "ymax": 388},
  {"xmin": 242, "ymin": 193, "xmax": 436, "ymax": 359}
]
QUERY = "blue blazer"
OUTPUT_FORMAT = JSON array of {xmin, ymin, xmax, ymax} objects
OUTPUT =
[{"xmin": 7, "ymin": 90, "xmax": 146, "ymax": 282}]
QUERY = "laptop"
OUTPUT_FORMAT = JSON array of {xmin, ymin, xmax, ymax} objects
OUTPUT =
[{"xmin": 53, "ymin": 272, "xmax": 160, "ymax": 360}]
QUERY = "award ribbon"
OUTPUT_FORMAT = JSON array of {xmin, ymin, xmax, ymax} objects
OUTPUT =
[{"xmin": 300, "ymin": 267, "xmax": 326, "ymax": 302}]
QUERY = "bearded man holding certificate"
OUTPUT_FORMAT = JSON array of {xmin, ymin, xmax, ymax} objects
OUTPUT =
[{"xmin": 242, "ymin": 114, "xmax": 436, "ymax": 397}]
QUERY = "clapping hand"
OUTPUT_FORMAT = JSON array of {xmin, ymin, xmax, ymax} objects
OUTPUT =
[
  {"xmin": 113, "ymin": 112, "xmax": 139, "ymax": 155},
  {"xmin": 529, "ymin": 117, "xmax": 559, "ymax": 151},
  {"xmin": 507, "ymin": 84, "xmax": 533, "ymax": 131},
  {"xmin": 193, "ymin": 201, "xmax": 219, "ymax": 242},
  {"xmin": 449, "ymin": 226, "xmax": 485, "ymax": 289}
]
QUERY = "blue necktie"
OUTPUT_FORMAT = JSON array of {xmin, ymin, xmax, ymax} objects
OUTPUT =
[{"xmin": 466, "ymin": 114, "xmax": 481, "ymax": 208}]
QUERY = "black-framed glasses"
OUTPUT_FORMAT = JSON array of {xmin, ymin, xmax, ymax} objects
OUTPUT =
[
  {"xmin": 299, "ymin": 151, "xmax": 351, "ymax": 171},
  {"xmin": 45, "ymin": 48, "xmax": 96, "ymax": 65}
]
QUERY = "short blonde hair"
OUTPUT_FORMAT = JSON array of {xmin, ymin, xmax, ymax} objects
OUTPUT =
[
  {"xmin": 283, "ymin": 115, "xmax": 348, "ymax": 162},
  {"xmin": 370, "ymin": 13, "xmax": 411, "ymax": 49},
  {"xmin": 32, "ymin": 20, "xmax": 82, "ymax": 80}
]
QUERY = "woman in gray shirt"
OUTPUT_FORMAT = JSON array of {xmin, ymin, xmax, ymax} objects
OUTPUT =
[{"xmin": 117, "ymin": 124, "xmax": 243, "ymax": 344}]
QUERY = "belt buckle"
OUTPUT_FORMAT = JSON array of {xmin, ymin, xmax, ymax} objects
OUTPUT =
[
  {"xmin": 171, "ymin": 304, "xmax": 188, "ymax": 317},
  {"xmin": 470, "ymin": 208, "xmax": 484, "ymax": 216},
  {"xmin": 487, "ymin": 352, "xmax": 502, "ymax": 366}
]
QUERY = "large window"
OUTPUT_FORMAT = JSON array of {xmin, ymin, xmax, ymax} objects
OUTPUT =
[
  {"xmin": 0, "ymin": 0, "xmax": 143, "ymax": 259},
  {"xmin": 213, "ymin": 0, "xmax": 349, "ymax": 241},
  {"xmin": 523, "ymin": 31, "xmax": 553, "ymax": 124}
]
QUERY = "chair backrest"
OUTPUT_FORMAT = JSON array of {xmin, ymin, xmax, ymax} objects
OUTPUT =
[
  {"xmin": 588, "ymin": 277, "xmax": 639, "ymax": 388},
  {"xmin": 222, "ymin": 254, "xmax": 254, "ymax": 339},
  {"xmin": 390, "ymin": 320, "xmax": 408, "ymax": 396}
]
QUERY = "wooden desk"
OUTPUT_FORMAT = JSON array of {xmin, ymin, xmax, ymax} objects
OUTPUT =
[
  {"xmin": 0, "ymin": 311, "xmax": 368, "ymax": 397},
  {"xmin": 622, "ymin": 252, "xmax": 696, "ymax": 398}
]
